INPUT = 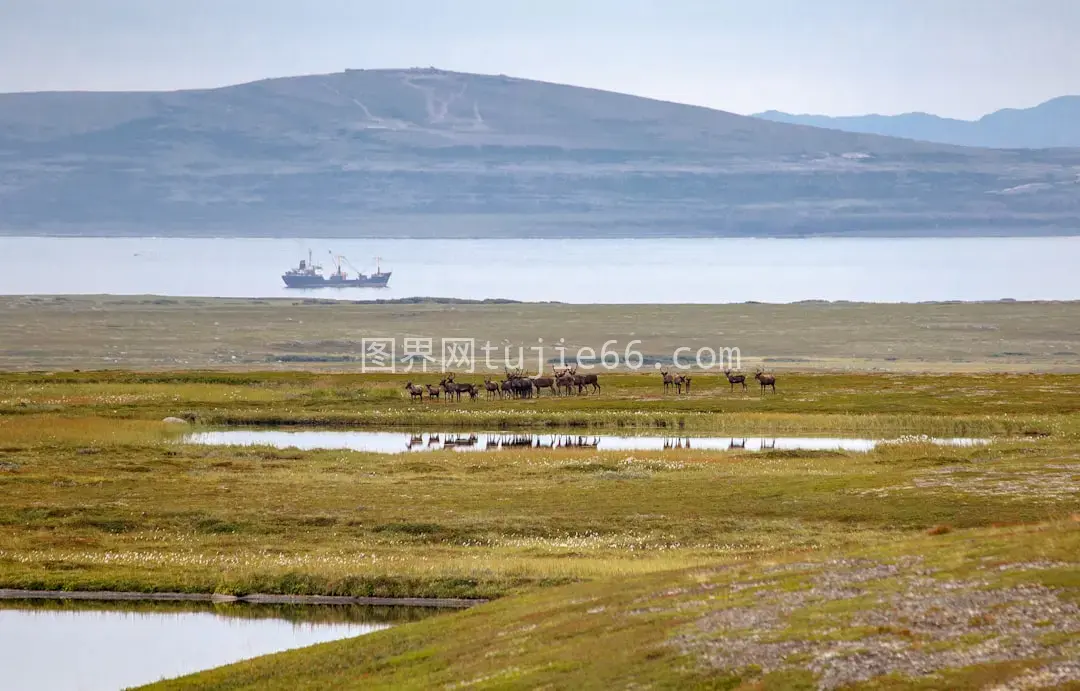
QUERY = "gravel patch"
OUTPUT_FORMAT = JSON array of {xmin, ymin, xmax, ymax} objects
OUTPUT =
[{"xmin": 672, "ymin": 557, "xmax": 1080, "ymax": 689}]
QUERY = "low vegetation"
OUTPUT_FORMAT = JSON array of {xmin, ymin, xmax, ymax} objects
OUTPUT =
[
  {"xmin": 144, "ymin": 520, "xmax": 1080, "ymax": 690},
  {"xmin": 0, "ymin": 369, "xmax": 1076, "ymax": 688},
  {"xmin": 3, "ymin": 296, "xmax": 1080, "ymax": 373}
]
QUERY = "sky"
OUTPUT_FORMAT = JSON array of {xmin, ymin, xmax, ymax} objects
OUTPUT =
[{"xmin": 2, "ymin": 0, "xmax": 1079, "ymax": 119}]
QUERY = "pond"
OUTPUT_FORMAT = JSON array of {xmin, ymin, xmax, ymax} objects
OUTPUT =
[
  {"xmin": 0, "ymin": 601, "xmax": 433, "ymax": 691},
  {"xmin": 184, "ymin": 430, "xmax": 988, "ymax": 454}
]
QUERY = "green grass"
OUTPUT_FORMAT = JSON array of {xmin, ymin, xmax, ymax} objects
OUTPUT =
[
  {"xmin": 141, "ymin": 520, "xmax": 1080, "ymax": 690},
  {"xmin": 2, "ymin": 370, "xmax": 1079, "ymax": 435},
  {"xmin": 1, "ymin": 375, "xmax": 1077, "ymax": 598},
  {"xmin": 1, "ymin": 370, "xmax": 1077, "ymax": 688}
]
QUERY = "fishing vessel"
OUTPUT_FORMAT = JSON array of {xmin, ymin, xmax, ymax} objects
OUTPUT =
[{"xmin": 282, "ymin": 250, "xmax": 391, "ymax": 288}]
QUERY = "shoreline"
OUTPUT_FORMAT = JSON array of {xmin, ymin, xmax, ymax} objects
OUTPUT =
[
  {"xmin": 3, "ymin": 232, "xmax": 1080, "ymax": 239},
  {"xmin": 6, "ymin": 294, "xmax": 1080, "ymax": 306},
  {"xmin": 0, "ymin": 589, "xmax": 485, "ymax": 609}
]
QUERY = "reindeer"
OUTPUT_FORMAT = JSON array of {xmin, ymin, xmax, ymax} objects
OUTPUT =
[
  {"xmin": 531, "ymin": 369, "xmax": 557, "ymax": 397},
  {"xmin": 440, "ymin": 374, "xmax": 478, "ymax": 401},
  {"xmin": 500, "ymin": 378, "xmax": 514, "ymax": 399},
  {"xmin": 724, "ymin": 369, "xmax": 747, "ymax": 392},
  {"xmin": 483, "ymin": 376, "xmax": 501, "ymax": 399},
  {"xmin": 439, "ymin": 377, "xmax": 455, "ymax": 401},
  {"xmin": 571, "ymin": 366, "xmax": 600, "ymax": 395},
  {"xmin": 424, "ymin": 383, "xmax": 441, "ymax": 400},
  {"xmin": 755, "ymin": 370, "xmax": 777, "ymax": 394},
  {"xmin": 406, "ymin": 433, "xmax": 424, "ymax": 449},
  {"xmin": 511, "ymin": 375, "xmax": 533, "ymax": 399},
  {"xmin": 674, "ymin": 374, "xmax": 692, "ymax": 394},
  {"xmin": 660, "ymin": 369, "xmax": 676, "ymax": 393},
  {"xmin": 555, "ymin": 369, "xmax": 576, "ymax": 396},
  {"xmin": 404, "ymin": 381, "xmax": 424, "ymax": 401},
  {"xmin": 502, "ymin": 367, "xmax": 535, "ymax": 399}
]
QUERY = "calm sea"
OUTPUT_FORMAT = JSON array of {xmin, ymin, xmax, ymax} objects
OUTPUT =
[{"xmin": 1, "ymin": 236, "xmax": 1077, "ymax": 303}]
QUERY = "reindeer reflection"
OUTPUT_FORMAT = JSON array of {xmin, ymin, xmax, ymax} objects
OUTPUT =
[{"xmin": 443, "ymin": 434, "xmax": 479, "ymax": 449}]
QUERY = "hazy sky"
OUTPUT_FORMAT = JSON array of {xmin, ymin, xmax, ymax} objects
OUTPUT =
[{"xmin": 3, "ymin": 0, "xmax": 1079, "ymax": 118}]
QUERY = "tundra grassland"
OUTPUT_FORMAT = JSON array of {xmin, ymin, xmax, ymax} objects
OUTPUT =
[
  {"xmin": 1, "ymin": 397, "xmax": 1078, "ymax": 603},
  {"xmin": 147, "ymin": 520, "xmax": 1080, "ymax": 691},
  {"xmin": 0, "ymin": 371, "xmax": 1077, "ymax": 603},
  {"xmin": 1, "ymin": 298, "xmax": 1079, "ymax": 688},
  {"xmin": 2, "ymin": 295, "xmax": 1080, "ymax": 372}
]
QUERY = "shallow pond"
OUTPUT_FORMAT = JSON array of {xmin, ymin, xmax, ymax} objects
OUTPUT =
[
  {"xmin": 184, "ymin": 430, "xmax": 988, "ymax": 454},
  {"xmin": 0, "ymin": 601, "xmax": 426, "ymax": 690}
]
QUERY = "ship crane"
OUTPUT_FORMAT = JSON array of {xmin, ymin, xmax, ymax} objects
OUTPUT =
[{"xmin": 328, "ymin": 251, "xmax": 379, "ymax": 277}]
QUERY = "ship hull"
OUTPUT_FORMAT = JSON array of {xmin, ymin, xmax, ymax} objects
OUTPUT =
[{"xmin": 282, "ymin": 272, "xmax": 391, "ymax": 288}]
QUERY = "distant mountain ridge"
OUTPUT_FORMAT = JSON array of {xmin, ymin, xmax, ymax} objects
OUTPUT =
[
  {"xmin": 1, "ymin": 68, "xmax": 1079, "ymax": 237},
  {"xmin": 754, "ymin": 96, "xmax": 1080, "ymax": 149}
]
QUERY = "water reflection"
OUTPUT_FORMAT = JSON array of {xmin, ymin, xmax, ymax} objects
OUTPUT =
[
  {"xmin": 0, "ymin": 601, "xmax": 414, "ymax": 691},
  {"xmin": 186, "ymin": 430, "xmax": 987, "ymax": 454}
]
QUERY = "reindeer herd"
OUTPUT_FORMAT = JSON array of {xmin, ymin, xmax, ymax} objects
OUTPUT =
[
  {"xmin": 661, "ymin": 368, "xmax": 777, "ymax": 394},
  {"xmin": 404, "ymin": 367, "xmax": 777, "ymax": 401},
  {"xmin": 405, "ymin": 367, "xmax": 602, "ymax": 402}
]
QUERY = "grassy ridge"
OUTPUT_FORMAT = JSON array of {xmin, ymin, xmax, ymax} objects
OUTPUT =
[{"xmin": 144, "ymin": 520, "xmax": 1080, "ymax": 690}]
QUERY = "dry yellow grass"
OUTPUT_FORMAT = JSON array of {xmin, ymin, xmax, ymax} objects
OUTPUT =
[{"xmin": 2, "ymin": 296, "xmax": 1079, "ymax": 372}]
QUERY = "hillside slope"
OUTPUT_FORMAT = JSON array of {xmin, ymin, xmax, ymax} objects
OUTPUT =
[
  {"xmin": 2, "ymin": 68, "xmax": 1080, "ymax": 237},
  {"xmin": 756, "ymin": 95, "xmax": 1080, "ymax": 149},
  {"xmin": 144, "ymin": 521, "xmax": 1080, "ymax": 690}
]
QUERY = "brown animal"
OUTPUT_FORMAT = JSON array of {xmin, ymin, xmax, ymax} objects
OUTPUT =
[
  {"xmin": 674, "ymin": 374, "xmax": 692, "ymax": 394},
  {"xmin": 483, "ymin": 377, "xmax": 501, "ymax": 399},
  {"xmin": 755, "ymin": 370, "xmax": 777, "ymax": 393},
  {"xmin": 404, "ymin": 381, "xmax": 424, "ymax": 401},
  {"xmin": 571, "ymin": 366, "xmax": 600, "ymax": 395},
  {"xmin": 724, "ymin": 369, "xmax": 747, "ymax": 391},
  {"xmin": 531, "ymin": 369, "xmax": 557, "ymax": 396},
  {"xmin": 425, "ymin": 384, "xmax": 441, "ymax": 400},
  {"xmin": 440, "ymin": 374, "xmax": 479, "ymax": 401},
  {"xmin": 555, "ymin": 369, "xmax": 576, "ymax": 396},
  {"xmin": 660, "ymin": 369, "xmax": 675, "ymax": 393}
]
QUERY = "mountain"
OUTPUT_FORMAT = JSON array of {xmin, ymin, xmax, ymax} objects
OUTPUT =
[
  {"xmin": 755, "ymin": 96, "xmax": 1080, "ymax": 149},
  {"xmin": 1, "ymin": 68, "xmax": 1079, "ymax": 237}
]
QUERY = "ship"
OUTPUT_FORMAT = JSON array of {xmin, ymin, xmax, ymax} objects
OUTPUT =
[{"xmin": 282, "ymin": 250, "xmax": 392, "ymax": 288}]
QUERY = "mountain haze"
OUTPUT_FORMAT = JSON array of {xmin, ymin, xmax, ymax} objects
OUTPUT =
[
  {"xmin": 755, "ymin": 96, "xmax": 1080, "ymax": 149},
  {"xmin": 2, "ymin": 68, "xmax": 1079, "ymax": 237}
]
